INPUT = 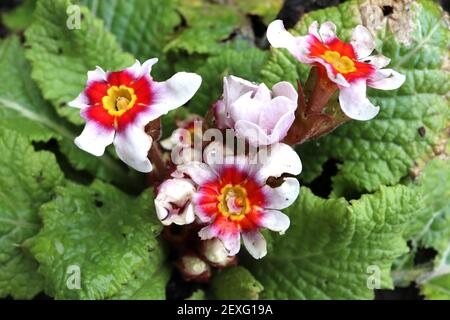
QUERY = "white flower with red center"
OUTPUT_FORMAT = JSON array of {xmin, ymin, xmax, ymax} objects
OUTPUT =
[
  {"xmin": 69, "ymin": 59, "xmax": 202, "ymax": 172},
  {"xmin": 267, "ymin": 20, "xmax": 406, "ymax": 120},
  {"xmin": 214, "ymin": 75, "xmax": 297, "ymax": 146},
  {"xmin": 155, "ymin": 178, "xmax": 196, "ymax": 226},
  {"xmin": 176, "ymin": 142, "xmax": 302, "ymax": 259}
]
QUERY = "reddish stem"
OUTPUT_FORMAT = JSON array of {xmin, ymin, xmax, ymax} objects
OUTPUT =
[
  {"xmin": 148, "ymin": 142, "xmax": 167, "ymax": 182},
  {"xmin": 306, "ymin": 68, "xmax": 338, "ymax": 114}
]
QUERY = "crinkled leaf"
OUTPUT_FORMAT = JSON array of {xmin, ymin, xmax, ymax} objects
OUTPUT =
[
  {"xmin": 212, "ymin": 266, "xmax": 263, "ymax": 300},
  {"xmin": 25, "ymin": 0, "xmax": 134, "ymax": 125},
  {"xmin": 190, "ymin": 47, "xmax": 269, "ymax": 114},
  {"xmin": 393, "ymin": 158, "xmax": 450, "ymax": 287},
  {"xmin": 1, "ymin": 0, "xmax": 36, "ymax": 32},
  {"xmin": 0, "ymin": 128, "xmax": 63, "ymax": 299},
  {"xmin": 407, "ymin": 158, "xmax": 450, "ymax": 257},
  {"xmin": 420, "ymin": 274, "xmax": 450, "ymax": 300},
  {"xmin": 164, "ymin": 1, "xmax": 241, "ymax": 56},
  {"xmin": 244, "ymin": 186, "xmax": 419, "ymax": 299},
  {"xmin": 261, "ymin": 0, "xmax": 449, "ymax": 196},
  {"xmin": 78, "ymin": 0, "xmax": 180, "ymax": 79},
  {"xmin": 111, "ymin": 245, "xmax": 170, "ymax": 300},
  {"xmin": 418, "ymin": 243, "xmax": 450, "ymax": 300},
  {"xmin": 236, "ymin": 0, "xmax": 282, "ymax": 24},
  {"xmin": 29, "ymin": 182, "xmax": 162, "ymax": 299}
]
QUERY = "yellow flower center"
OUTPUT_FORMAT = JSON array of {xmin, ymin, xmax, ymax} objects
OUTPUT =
[
  {"xmin": 217, "ymin": 184, "xmax": 250, "ymax": 221},
  {"xmin": 102, "ymin": 85, "xmax": 137, "ymax": 116},
  {"xmin": 321, "ymin": 50, "xmax": 356, "ymax": 74}
]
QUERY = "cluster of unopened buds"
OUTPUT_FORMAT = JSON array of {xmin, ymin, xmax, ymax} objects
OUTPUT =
[{"xmin": 70, "ymin": 20, "xmax": 405, "ymax": 281}]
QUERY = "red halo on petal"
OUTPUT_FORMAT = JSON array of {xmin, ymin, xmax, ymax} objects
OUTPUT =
[
  {"xmin": 307, "ymin": 35, "xmax": 375, "ymax": 83},
  {"xmin": 193, "ymin": 165, "xmax": 266, "ymax": 232},
  {"xmin": 80, "ymin": 70, "xmax": 154, "ymax": 130}
]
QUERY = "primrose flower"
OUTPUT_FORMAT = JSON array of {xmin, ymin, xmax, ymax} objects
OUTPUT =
[
  {"xmin": 267, "ymin": 20, "xmax": 406, "ymax": 120},
  {"xmin": 176, "ymin": 254, "xmax": 211, "ymax": 282},
  {"xmin": 175, "ymin": 142, "xmax": 302, "ymax": 259},
  {"xmin": 155, "ymin": 178, "xmax": 196, "ymax": 226},
  {"xmin": 69, "ymin": 59, "xmax": 202, "ymax": 172},
  {"xmin": 214, "ymin": 75, "xmax": 297, "ymax": 146}
]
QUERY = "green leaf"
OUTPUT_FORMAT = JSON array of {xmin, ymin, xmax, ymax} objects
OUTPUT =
[
  {"xmin": 236, "ymin": 0, "xmax": 282, "ymax": 24},
  {"xmin": 261, "ymin": 0, "xmax": 450, "ymax": 196},
  {"xmin": 393, "ymin": 158, "xmax": 450, "ymax": 287},
  {"xmin": 0, "ymin": 36, "xmax": 135, "ymax": 187},
  {"xmin": 418, "ymin": 241, "xmax": 450, "ymax": 300},
  {"xmin": 0, "ymin": 128, "xmax": 64, "ymax": 299},
  {"xmin": 190, "ymin": 47, "xmax": 269, "ymax": 114},
  {"xmin": 1, "ymin": 0, "xmax": 36, "ymax": 32},
  {"xmin": 78, "ymin": 0, "xmax": 180, "ymax": 79},
  {"xmin": 212, "ymin": 266, "xmax": 263, "ymax": 300},
  {"xmin": 244, "ymin": 186, "xmax": 419, "ymax": 299},
  {"xmin": 186, "ymin": 289, "xmax": 206, "ymax": 300},
  {"xmin": 164, "ymin": 1, "xmax": 241, "ymax": 56},
  {"xmin": 25, "ymin": 0, "xmax": 135, "ymax": 125},
  {"xmin": 420, "ymin": 274, "xmax": 450, "ymax": 300},
  {"xmin": 111, "ymin": 245, "xmax": 170, "ymax": 300},
  {"xmin": 29, "ymin": 181, "xmax": 163, "ymax": 299},
  {"xmin": 407, "ymin": 158, "xmax": 450, "ymax": 257}
]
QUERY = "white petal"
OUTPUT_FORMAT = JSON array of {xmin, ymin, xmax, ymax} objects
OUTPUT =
[
  {"xmin": 259, "ymin": 210, "xmax": 290, "ymax": 234},
  {"xmin": 214, "ymin": 99, "xmax": 234, "ymax": 129},
  {"xmin": 351, "ymin": 25, "xmax": 375, "ymax": 59},
  {"xmin": 221, "ymin": 231, "xmax": 241, "ymax": 256},
  {"xmin": 267, "ymin": 20, "xmax": 312, "ymax": 63},
  {"xmin": 262, "ymin": 177, "xmax": 300, "ymax": 210},
  {"xmin": 234, "ymin": 120, "xmax": 272, "ymax": 146},
  {"xmin": 125, "ymin": 58, "xmax": 158, "ymax": 79},
  {"xmin": 198, "ymin": 226, "xmax": 241, "ymax": 256},
  {"xmin": 319, "ymin": 21, "xmax": 337, "ymax": 43},
  {"xmin": 113, "ymin": 125, "xmax": 153, "ymax": 172},
  {"xmin": 229, "ymin": 91, "xmax": 262, "ymax": 124},
  {"xmin": 254, "ymin": 143, "xmax": 302, "ymax": 182},
  {"xmin": 242, "ymin": 231, "xmax": 267, "ymax": 259},
  {"xmin": 253, "ymin": 83, "xmax": 272, "ymax": 101},
  {"xmin": 267, "ymin": 19, "xmax": 297, "ymax": 48},
  {"xmin": 367, "ymin": 69, "xmax": 406, "ymax": 90},
  {"xmin": 224, "ymin": 75, "xmax": 258, "ymax": 110},
  {"xmin": 267, "ymin": 109, "xmax": 296, "ymax": 143},
  {"xmin": 339, "ymin": 80, "xmax": 380, "ymax": 121},
  {"xmin": 258, "ymin": 96, "xmax": 296, "ymax": 132},
  {"xmin": 68, "ymin": 92, "xmax": 89, "ymax": 109},
  {"xmin": 87, "ymin": 66, "xmax": 107, "ymax": 83},
  {"xmin": 198, "ymin": 224, "xmax": 219, "ymax": 240},
  {"xmin": 176, "ymin": 162, "xmax": 217, "ymax": 185},
  {"xmin": 308, "ymin": 21, "xmax": 320, "ymax": 39},
  {"xmin": 74, "ymin": 121, "xmax": 115, "ymax": 157},
  {"xmin": 150, "ymin": 72, "xmax": 202, "ymax": 116},
  {"xmin": 364, "ymin": 55, "xmax": 390, "ymax": 68},
  {"xmin": 272, "ymin": 81, "xmax": 298, "ymax": 101}
]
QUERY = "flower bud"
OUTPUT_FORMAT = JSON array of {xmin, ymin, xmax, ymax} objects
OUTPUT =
[
  {"xmin": 176, "ymin": 254, "xmax": 211, "ymax": 282},
  {"xmin": 201, "ymin": 238, "xmax": 237, "ymax": 268}
]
